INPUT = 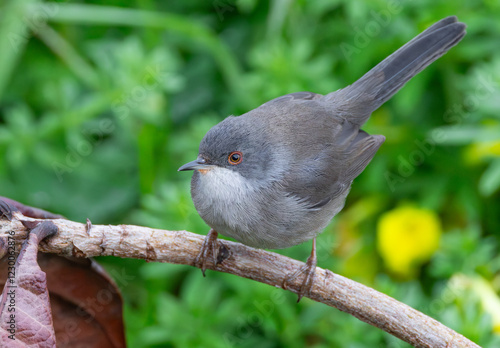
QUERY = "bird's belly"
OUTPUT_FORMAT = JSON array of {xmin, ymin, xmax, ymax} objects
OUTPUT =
[{"xmin": 191, "ymin": 169, "xmax": 342, "ymax": 249}]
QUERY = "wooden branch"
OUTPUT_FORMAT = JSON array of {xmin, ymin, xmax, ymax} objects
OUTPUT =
[{"xmin": 0, "ymin": 212, "xmax": 480, "ymax": 348}]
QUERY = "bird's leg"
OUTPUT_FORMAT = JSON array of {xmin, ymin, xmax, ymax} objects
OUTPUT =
[
  {"xmin": 282, "ymin": 238, "xmax": 318, "ymax": 302},
  {"xmin": 194, "ymin": 229, "xmax": 219, "ymax": 276}
]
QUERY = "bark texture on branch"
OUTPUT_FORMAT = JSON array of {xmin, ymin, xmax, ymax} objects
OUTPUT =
[{"xmin": 0, "ymin": 212, "xmax": 480, "ymax": 348}]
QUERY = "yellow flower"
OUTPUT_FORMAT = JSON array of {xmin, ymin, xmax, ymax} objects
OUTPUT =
[{"xmin": 377, "ymin": 206, "xmax": 442, "ymax": 277}]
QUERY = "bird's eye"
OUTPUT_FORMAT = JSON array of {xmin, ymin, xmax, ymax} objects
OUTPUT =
[{"xmin": 228, "ymin": 151, "xmax": 243, "ymax": 165}]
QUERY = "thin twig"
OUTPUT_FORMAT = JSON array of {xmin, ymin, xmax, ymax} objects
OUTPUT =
[{"xmin": 0, "ymin": 212, "xmax": 480, "ymax": 348}]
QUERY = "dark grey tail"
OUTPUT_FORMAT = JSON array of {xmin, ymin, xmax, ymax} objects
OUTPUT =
[{"xmin": 325, "ymin": 16, "xmax": 466, "ymax": 125}]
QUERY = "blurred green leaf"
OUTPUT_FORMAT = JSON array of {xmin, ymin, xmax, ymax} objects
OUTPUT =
[
  {"xmin": 479, "ymin": 158, "xmax": 500, "ymax": 196},
  {"xmin": 0, "ymin": 0, "xmax": 40, "ymax": 98}
]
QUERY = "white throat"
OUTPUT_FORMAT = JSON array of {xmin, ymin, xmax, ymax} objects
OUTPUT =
[{"xmin": 196, "ymin": 166, "xmax": 256, "ymax": 202}]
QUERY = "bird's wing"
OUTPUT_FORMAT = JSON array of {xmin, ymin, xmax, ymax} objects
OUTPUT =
[
  {"xmin": 260, "ymin": 95, "xmax": 384, "ymax": 210},
  {"xmin": 282, "ymin": 118, "xmax": 384, "ymax": 210}
]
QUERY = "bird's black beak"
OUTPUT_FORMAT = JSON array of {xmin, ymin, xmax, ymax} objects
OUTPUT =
[{"xmin": 178, "ymin": 157, "xmax": 209, "ymax": 171}]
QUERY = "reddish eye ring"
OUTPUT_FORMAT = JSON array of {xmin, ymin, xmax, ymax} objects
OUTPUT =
[{"xmin": 228, "ymin": 151, "xmax": 243, "ymax": 165}]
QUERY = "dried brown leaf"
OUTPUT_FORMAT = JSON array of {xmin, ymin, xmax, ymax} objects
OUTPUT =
[
  {"xmin": 0, "ymin": 221, "xmax": 58, "ymax": 347},
  {"xmin": 38, "ymin": 254, "xmax": 126, "ymax": 348},
  {"xmin": 0, "ymin": 199, "xmax": 126, "ymax": 347},
  {"xmin": 0, "ymin": 197, "xmax": 63, "ymax": 220}
]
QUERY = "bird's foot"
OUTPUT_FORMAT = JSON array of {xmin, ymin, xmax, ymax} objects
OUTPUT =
[
  {"xmin": 194, "ymin": 229, "xmax": 219, "ymax": 276},
  {"xmin": 282, "ymin": 239, "xmax": 317, "ymax": 302}
]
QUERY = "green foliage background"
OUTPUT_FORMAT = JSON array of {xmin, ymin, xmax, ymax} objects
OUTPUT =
[{"xmin": 1, "ymin": 0, "xmax": 500, "ymax": 347}]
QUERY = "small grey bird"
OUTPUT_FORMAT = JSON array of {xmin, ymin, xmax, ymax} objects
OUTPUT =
[{"xmin": 179, "ymin": 16, "xmax": 466, "ymax": 300}]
